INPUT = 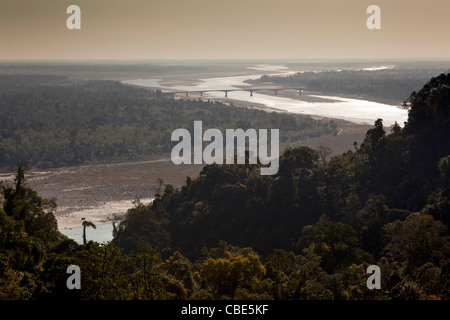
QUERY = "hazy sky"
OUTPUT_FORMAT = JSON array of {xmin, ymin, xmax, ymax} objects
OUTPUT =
[{"xmin": 1, "ymin": 0, "xmax": 450, "ymax": 60}]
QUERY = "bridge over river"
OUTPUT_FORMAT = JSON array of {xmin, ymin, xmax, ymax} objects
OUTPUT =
[{"xmin": 163, "ymin": 87, "xmax": 305, "ymax": 97}]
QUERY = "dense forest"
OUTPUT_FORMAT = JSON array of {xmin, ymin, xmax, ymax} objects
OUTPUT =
[
  {"xmin": 1, "ymin": 74, "xmax": 449, "ymax": 300},
  {"xmin": 248, "ymin": 68, "xmax": 450, "ymax": 103},
  {"xmin": 0, "ymin": 75, "xmax": 337, "ymax": 170}
]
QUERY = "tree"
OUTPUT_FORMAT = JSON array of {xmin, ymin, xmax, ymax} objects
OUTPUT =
[
  {"xmin": 317, "ymin": 145, "xmax": 332, "ymax": 163},
  {"xmin": 2, "ymin": 163, "xmax": 59, "ymax": 245},
  {"xmin": 127, "ymin": 244, "xmax": 185, "ymax": 299},
  {"xmin": 298, "ymin": 216, "xmax": 372, "ymax": 273},
  {"xmin": 383, "ymin": 213, "xmax": 450, "ymax": 275},
  {"xmin": 0, "ymin": 164, "xmax": 66, "ymax": 298},
  {"xmin": 199, "ymin": 252, "xmax": 266, "ymax": 299},
  {"xmin": 112, "ymin": 203, "xmax": 171, "ymax": 256},
  {"xmin": 82, "ymin": 219, "xmax": 96, "ymax": 245},
  {"xmin": 161, "ymin": 251, "xmax": 195, "ymax": 296}
]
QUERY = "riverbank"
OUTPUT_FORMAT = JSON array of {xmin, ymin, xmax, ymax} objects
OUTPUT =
[
  {"xmin": 0, "ymin": 159, "xmax": 203, "ymax": 230},
  {"xmin": 59, "ymin": 222, "xmax": 116, "ymax": 244},
  {"xmin": 124, "ymin": 64, "xmax": 408, "ymax": 127},
  {"xmin": 0, "ymin": 62, "xmax": 394, "ymax": 242},
  {"xmin": 0, "ymin": 116, "xmax": 369, "ymax": 234}
]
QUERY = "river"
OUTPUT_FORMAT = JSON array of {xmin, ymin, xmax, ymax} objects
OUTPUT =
[
  {"xmin": 62, "ymin": 64, "xmax": 408, "ymax": 244},
  {"xmin": 125, "ymin": 64, "xmax": 408, "ymax": 127},
  {"xmin": 60, "ymin": 223, "xmax": 115, "ymax": 244}
]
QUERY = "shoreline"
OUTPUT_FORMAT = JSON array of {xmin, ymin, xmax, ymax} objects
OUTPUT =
[
  {"xmin": 0, "ymin": 159, "xmax": 203, "ymax": 231},
  {"xmin": 122, "ymin": 74, "xmax": 407, "ymax": 127},
  {"xmin": 59, "ymin": 222, "xmax": 117, "ymax": 244},
  {"xmin": 56, "ymin": 197, "xmax": 154, "ymax": 230},
  {"xmin": 147, "ymin": 89, "xmax": 398, "ymax": 127},
  {"xmin": 0, "ymin": 66, "xmax": 381, "ymax": 233},
  {"xmin": 59, "ymin": 221, "xmax": 113, "ymax": 232}
]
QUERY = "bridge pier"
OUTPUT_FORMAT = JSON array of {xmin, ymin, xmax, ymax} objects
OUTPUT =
[{"xmin": 166, "ymin": 88, "xmax": 304, "ymax": 98}]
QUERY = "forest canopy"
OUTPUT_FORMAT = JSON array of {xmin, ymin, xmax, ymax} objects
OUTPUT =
[
  {"xmin": 1, "ymin": 73, "xmax": 449, "ymax": 300},
  {"xmin": 0, "ymin": 76, "xmax": 337, "ymax": 170},
  {"xmin": 112, "ymin": 73, "xmax": 450, "ymax": 299}
]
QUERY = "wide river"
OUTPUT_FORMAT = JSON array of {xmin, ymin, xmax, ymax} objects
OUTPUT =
[
  {"xmin": 61, "ymin": 64, "xmax": 408, "ymax": 244},
  {"xmin": 125, "ymin": 64, "xmax": 408, "ymax": 127}
]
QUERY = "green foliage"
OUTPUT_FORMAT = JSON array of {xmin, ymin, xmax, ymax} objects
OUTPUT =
[
  {"xmin": 0, "ymin": 77, "xmax": 337, "ymax": 170},
  {"xmin": 298, "ymin": 216, "xmax": 373, "ymax": 273},
  {"xmin": 199, "ymin": 252, "xmax": 266, "ymax": 299},
  {"xmin": 2, "ymin": 164, "xmax": 59, "ymax": 244},
  {"xmin": 111, "ymin": 73, "xmax": 450, "ymax": 299},
  {"xmin": 0, "ymin": 165, "xmax": 66, "ymax": 298},
  {"xmin": 113, "ymin": 202, "xmax": 171, "ymax": 256},
  {"xmin": 383, "ymin": 213, "xmax": 450, "ymax": 275},
  {"xmin": 1, "ymin": 73, "xmax": 450, "ymax": 300}
]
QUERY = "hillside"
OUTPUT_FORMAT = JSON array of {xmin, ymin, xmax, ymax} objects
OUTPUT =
[
  {"xmin": 113, "ymin": 73, "xmax": 450, "ymax": 299},
  {"xmin": 1, "ymin": 74, "xmax": 449, "ymax": 300}
]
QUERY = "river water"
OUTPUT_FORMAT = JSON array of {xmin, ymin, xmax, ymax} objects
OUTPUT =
[
  {"xmin": 61, "ymin": 64, "xmax": 408, "ymax": 244},
  {"xmin": 125, "ymin": 65, "xmax": 408, "ymax": 127},
  {"xmin": 60, "ymin": 223, "xmax": 115, "ymax": 244}
]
